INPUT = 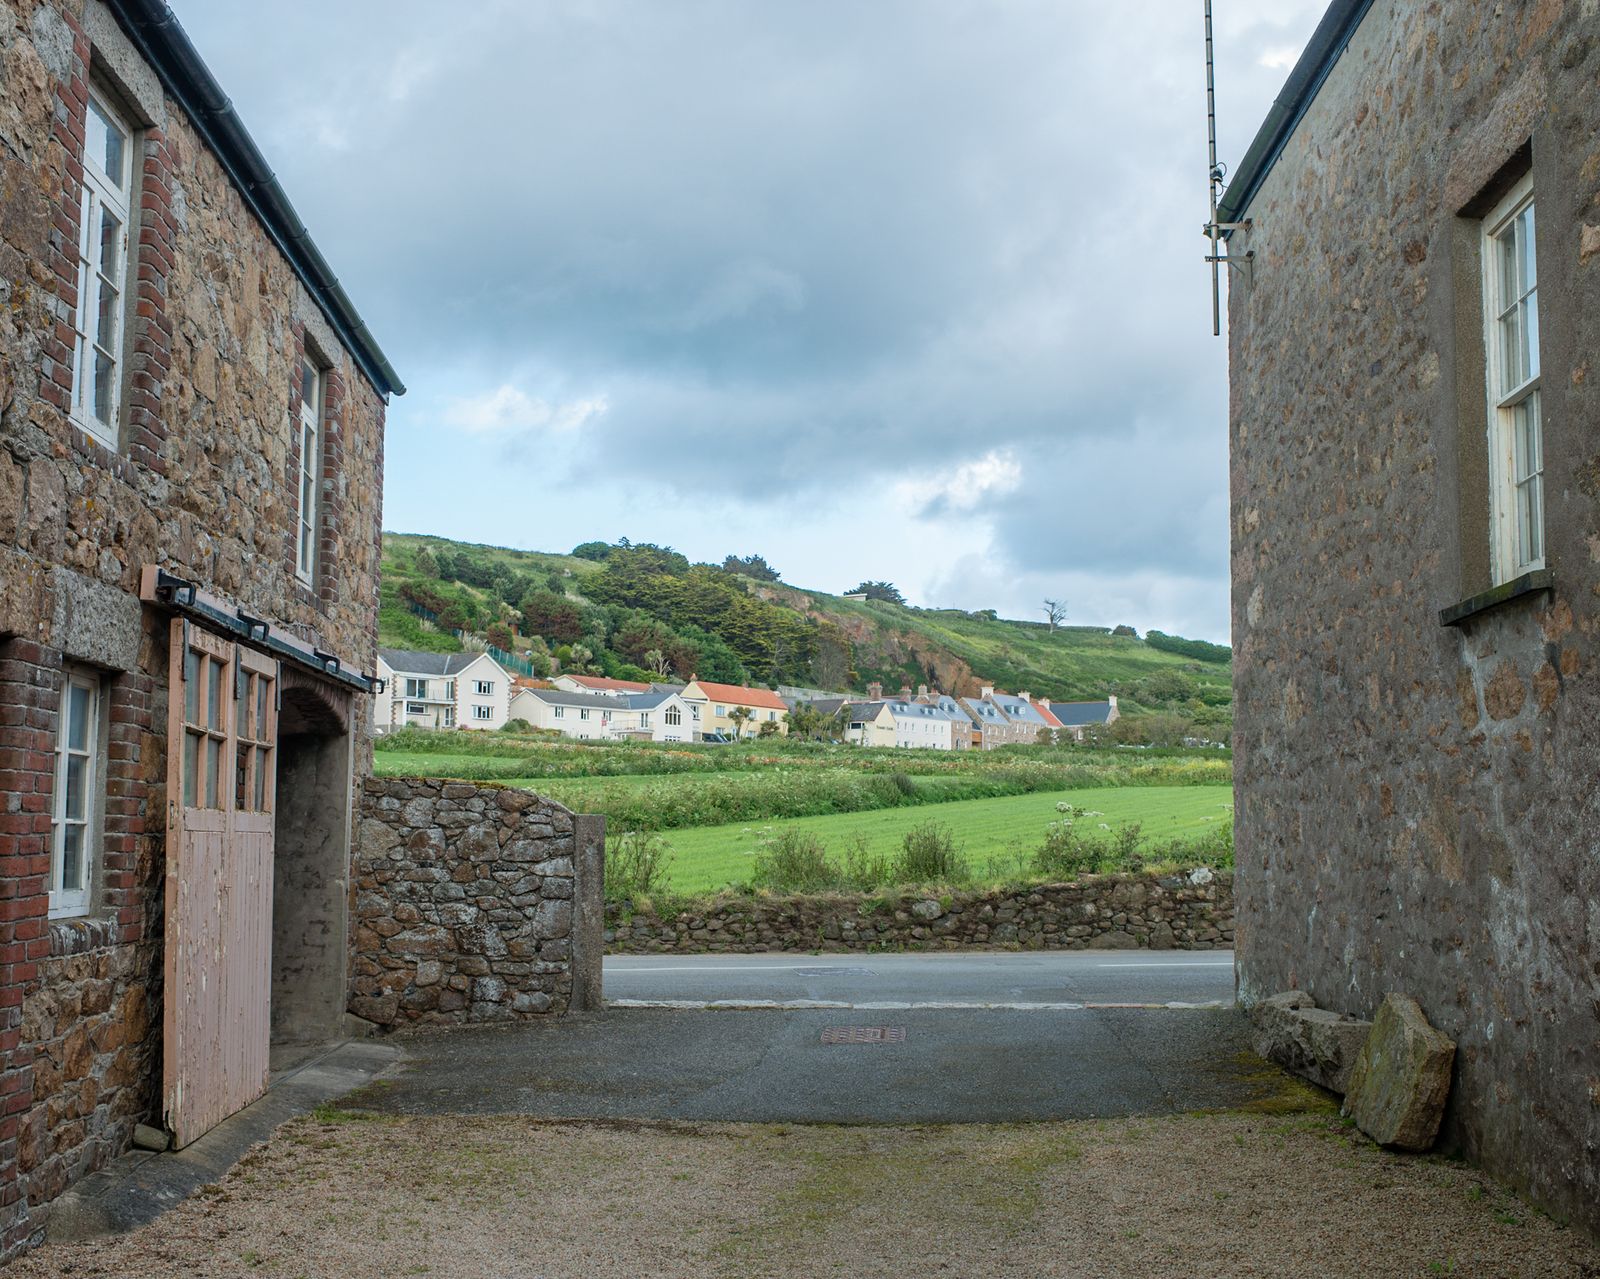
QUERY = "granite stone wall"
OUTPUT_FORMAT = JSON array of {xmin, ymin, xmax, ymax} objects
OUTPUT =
[
  {"xmin": 0, "ymin": 0, "xmax": 390, "ymax": 1256},
  {"xmin": 1227, "ymin": 2, "xmax": 1600, "ymax": 1239},
  {"xmin": 351, "ymin": 779, "xmax": 605, "ymax": 1026},
  {"xmin": 607, "ymin": 870, "xmax": 1232, "ymax": 955}
]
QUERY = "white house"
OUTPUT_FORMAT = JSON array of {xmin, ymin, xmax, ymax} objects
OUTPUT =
[
  {"xmin": 376, "ymin": 648, "xmax": 512, "ymax": 732},
  {"xmin": 508, "ymin": 686, "xmax": 693, "ymax": 742},
  {"xmin": 883, "ymin": 698, "xmax": 966, "ymax": 750}
]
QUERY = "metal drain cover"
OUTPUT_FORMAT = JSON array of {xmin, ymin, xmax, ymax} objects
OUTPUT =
[
  {"xmin": 793, "ymin": 966, "xmax": 874, "ymax": 978},
  {"xmin": 821, "ymin": 1026, "xmax": 906, "ymax": 1045}
]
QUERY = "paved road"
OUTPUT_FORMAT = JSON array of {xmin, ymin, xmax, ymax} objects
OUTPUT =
[
  {"xmin": 603, "ymin": 950, "xmax": 1236, "ymax": 1009},
  {"xmin": 360, "ymin": 951, "xmax": 1269, "ymax": 1125}
]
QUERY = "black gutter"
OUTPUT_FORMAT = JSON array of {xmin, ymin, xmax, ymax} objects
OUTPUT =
[
  {"xmin": 1216, "ymin": 0, "xmax": 1377, "ymax": 229},
  {"xmin": 106, "ymin": 0, "xmax": 405, "ymax": 398}
]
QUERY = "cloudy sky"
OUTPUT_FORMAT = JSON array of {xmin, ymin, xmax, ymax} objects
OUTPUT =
[{"xmin": 180, "ymin": 1, "xmax": 1324, "ymax": 643}]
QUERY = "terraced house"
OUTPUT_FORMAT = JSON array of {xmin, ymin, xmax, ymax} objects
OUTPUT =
[
  {"xmin": 0, "ymin": 0, "xmax": 400, "ymax": 1259},
  {"xmin": 1226, "ymin": 0, "xmax": 1600, "ymax": 1239}
]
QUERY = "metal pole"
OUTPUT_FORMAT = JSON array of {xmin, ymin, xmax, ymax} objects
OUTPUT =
[{"xmin": 1206, "ymin": 0, "xmax": 1221, "ymax": 336}]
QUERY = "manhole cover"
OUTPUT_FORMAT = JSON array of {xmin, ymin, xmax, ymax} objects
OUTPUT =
[
  {"xmin": 793, "ymin": 966, "xmax": 874, "ymax": 978},
  {"xmin": 821, "ymin": 1026, "xmax": 906, "ymax": 1045}
]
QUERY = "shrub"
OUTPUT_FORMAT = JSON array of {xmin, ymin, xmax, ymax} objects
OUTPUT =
[
  {"xmin": 839, "ymin": 835, "xmax": 894, "ymax": 892},
  {"xmin": 896, "ymin": 821, "xmax": 968, "ymax": 884},
  {"xmin": 606, "ymin": 829, "xmax": 675, "ymax": 901},
  {"xmin": 1033, "ymin": 809, "xmax": 1100, "ymax": 880},
  {"xmin": 752, "ymin": 829, "xmax": 838, "ymax": 893},
  {"xmin": 889, "ymin": 771, "xmax": 917, "ymax": 798}
]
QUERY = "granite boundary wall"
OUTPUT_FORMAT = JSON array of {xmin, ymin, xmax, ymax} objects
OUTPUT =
[
  {"xmin": 606, "ymin": 870, "xmax": 1233, "ymax": 954},
  {"xmin": 351, "ymin": 779, "xmax": 604, "ymax": 1025}
]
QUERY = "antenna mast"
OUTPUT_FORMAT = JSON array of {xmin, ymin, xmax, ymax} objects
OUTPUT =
[{"xmin": 1203, "ymin": 0, "xmax": 1252, "ymax": 336}]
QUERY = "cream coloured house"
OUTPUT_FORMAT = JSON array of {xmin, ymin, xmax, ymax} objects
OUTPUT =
[
  {"xmin": 679, "ymin": 679, "xmax": 789, "ymax": 739},
  {"xmin": 375, "ymin": 648, "xmax": 511, "ymax": 731}
]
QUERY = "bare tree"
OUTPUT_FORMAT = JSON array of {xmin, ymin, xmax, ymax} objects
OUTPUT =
[{"xmin": 1043, "ymin": 599, "xmax": 1068, "ymax": 632}]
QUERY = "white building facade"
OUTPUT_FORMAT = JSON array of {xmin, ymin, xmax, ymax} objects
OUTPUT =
[{"xmin": 375, "ymin": 649, "xmax": 512, "ymax": 732}]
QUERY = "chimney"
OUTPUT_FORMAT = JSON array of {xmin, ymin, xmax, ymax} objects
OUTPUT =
[
  {"xmin": 980, "ymin": 685, "xmax": 994, "ymax": 700},
  {"xmin": 899, "ymin": 683, "xmax": 913, "ymax": 699},
  {"xmin": 1019, "ymin": 690, "xmax": 1031, "ymax": 703},
  {"xmin": 917, "ymin": 683, "xmax": 928, "ymax": 697},
  {"xmin": 867, "ymin": 681, "xmax": 883, "ymax": 700}
]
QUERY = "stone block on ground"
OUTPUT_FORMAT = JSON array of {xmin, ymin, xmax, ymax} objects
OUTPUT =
[
  {"xmin": 1250, "ymin": 990, "xmax": 1372, "ymax": 1094},
  {"xmin": 1342, "ymin": 993, "xmax": 1455, "ymax": 1151}
]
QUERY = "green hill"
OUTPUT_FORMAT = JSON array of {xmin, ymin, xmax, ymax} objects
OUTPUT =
[{"xmin": 377, "ymin": 532, "xmax": 1230, "ymax": 720}]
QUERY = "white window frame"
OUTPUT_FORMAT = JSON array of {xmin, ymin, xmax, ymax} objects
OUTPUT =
[
  {"xmin": 473, "ymin": 679, "xmax": 494, "ymax": 696},
  {"xmin": 405, "ymin": 677, "xmax": 427, "ymax": 699},
  {"xmin": 579, "ymin": 708, "xmax": 590, "ymax": 721},
  {"xmin": 664, "ymin": 706, "xmax": 681, "ymax": 726},
  {"xmin": 295, "ymin": 358, "xmax": 323, "ymax": 584},
  {"xmin": 50, "ymin": 669, "xmax": 101, "ymax": 918},
  {"xmin": 406, "ymin": 702, "xmax": 427, "ymax": 716},
  {"xmin": 472, "ymin": 705, "xmax": 494, "ymax": 721},
  {"xmin": 70, "ymin": 89, "xmax": 133, "ymax": 448},
  {"xmin": 1482, "ymin": 174, "xmax": 1543, "ymax": 584},
  {"xmin": 554, "ymin": 706, "xmax": 565, "ymax": 719}
]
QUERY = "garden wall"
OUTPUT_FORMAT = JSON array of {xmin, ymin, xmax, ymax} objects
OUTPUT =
[
  {"xmin": 606, "ymin": 870, "xmax": 1232, "ymax": 954},
  {"xmin": 350, "ymin": 779, "xmax": 605, "ymax": 1025}
]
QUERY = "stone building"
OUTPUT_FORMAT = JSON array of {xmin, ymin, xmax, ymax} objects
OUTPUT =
[
  {"xmin": 1224, "ymin": 0, "xmax": 1599, "ymax": 1238},
  {"xmin": 0, "ymin": 0, "xmax": 400, "ymax": 1257}
]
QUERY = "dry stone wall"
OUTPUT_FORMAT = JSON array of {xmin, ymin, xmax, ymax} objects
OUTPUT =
[
  {"xmin": 606, "ymin": 871, "xmax": 1232, "ymax": 954},
  {"xmin": 351, "ymin": 779, "xmax": 604, "ymax": 1026}
]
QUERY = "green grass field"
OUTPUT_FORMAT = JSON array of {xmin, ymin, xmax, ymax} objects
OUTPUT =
[{"xmin": 651, "ymin": 785, "xmax": 1233, "ymax": 895}]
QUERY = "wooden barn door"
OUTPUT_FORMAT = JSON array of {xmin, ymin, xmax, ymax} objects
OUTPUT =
[{"xmin": 163, "ymin": 620, "xmax": 279, "ymax": 1148}]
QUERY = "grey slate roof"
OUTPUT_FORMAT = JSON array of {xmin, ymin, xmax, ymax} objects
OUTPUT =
[
  {"xmin": 987, "ymin": 694, "xmax": 1051, "ymax": 727},
  {"xmin": 379, "ymin": 648, "xmax": 491, "ymax": 677},
  {"xmin": 512, "ymin": 688, "xmax": 629, "ymax": 712},
  {"xmin": 1050, "ymin": 701, "xmax": 1116, "ymax": 727},
  {"xmin": 799, "ymin": 697, "xmax": 851, "ymax": 717},
  {"xmin": 886, "ymin": 700, "xmax": 966, "ymax": 724},
  {"xmin": 623, "ymin": 692, "xmax": 676, "ymax": 711},
  {"xmin": 848, "ymin": 701, "xmax": 889, "ymax": 724}
]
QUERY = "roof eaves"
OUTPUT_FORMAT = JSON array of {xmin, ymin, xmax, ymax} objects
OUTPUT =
[
  {"xmin": 1217, "ymin": 0, "xmax": 1378, "ymax": 227},
  {"xmin": 106, "ymin": 0, "xmax": 404, "ymax": 398}
]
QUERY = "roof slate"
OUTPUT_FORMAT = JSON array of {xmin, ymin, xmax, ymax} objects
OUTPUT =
[{"xmin": 379, "ymin": 648, "xmax": 494, "ymax": 677}]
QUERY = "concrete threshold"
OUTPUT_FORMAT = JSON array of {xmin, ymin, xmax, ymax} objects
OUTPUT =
[{"xmin": 46, "ymin": 1038, "xmax": 405, "ymax": 1243}]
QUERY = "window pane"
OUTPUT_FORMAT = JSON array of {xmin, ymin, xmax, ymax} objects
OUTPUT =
[
  {"xmin": 184, "ymin": 731, "xmax": 199, "ymax": 807},
  {"xmin": 64, "ymin": 754, "xmax": 87, "ymax": 820},
  {"xmin": 99, "ymin": 206, "xmax": 123, "ymax": 280},
  {"xmin": 300, "ymin": 525, "xmax": 312, "ymax": 571},
  {"xmin": 236, "ymin": 743, "xmax": 252, "ymax": 811},
  {"xmin": 68, "ymin": 682, "xmax": 90, "ymax": 751},
  {"xmin": 97, "ymin": 279, "xmax": 120, "ymax": 350},
  {"xmin": 92, "ymin": 349, "xmax": 115, "ymax": 423},
  {"xmin": 205, "ymin": 735, "xmax": 220, "ymax": 808},
  {"xmin": 237, "ymin": 672, "xmax": 252, "ymax": 739},
  {"xmin": 257, "ymin": 679, "xmax": 269, "ymax": 740},
  {"xmin": 301, "ymin": 360, "xmax": 317, "ymax": 408},
  {"xmin": 1524, "ymin": 292, "xmax": 1539, "ymax": 381},
  {"xmin": 184, "ymin": 649, "xmax": 200, "ymax": 722},
  {"xmin": 87, "ymin": 99, "xmax": 127, "ymax": 188},
  {"xmin": 62, "ymin": 825, "xmax": 85, "ymax": 892},
  {"xmin": 1498, "ymin": 230, "xmax": 1518, "ymax": 312},
  {"xmin": 255, "ymin": 750, "xmax": 269, "ymax": 811},
  {"xmin": 1519, "ymin": 205, "xmax": 1536, "ymax": 290},
  {"xmin": 206, "ymin": 658, "xmax": 222, "ymax": 730}
]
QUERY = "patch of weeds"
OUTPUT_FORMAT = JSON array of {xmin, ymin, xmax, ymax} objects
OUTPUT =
[
  {"xmin": 1465, "ymin": 1184, "xmax": 1485, "ymax": 1202},
  {"xmin": 1494, "ymin": 1210, "xmax": 1523, "ymax": 1227},
  {"xmin": 310, "ymin": 1101, "xmax": 386, "ymax": 1125}
]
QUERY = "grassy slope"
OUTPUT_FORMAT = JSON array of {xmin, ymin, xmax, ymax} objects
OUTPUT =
[
  {"xmin": 380, "ymin": 532, "xmax": 1231, "ymax": 708},
  {"xmin": 653, "ymin": 785, "xmax": 1234, "ymax": 894}
]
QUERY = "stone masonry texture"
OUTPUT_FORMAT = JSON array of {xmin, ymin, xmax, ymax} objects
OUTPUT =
[
  {"xmin": 606, "ymin": 871, "xmax": 1233, "ymax": 955},
  {"xmin": 0, "ymin": 0, "xmax": 389, "ymax": 1258},
  {"xmin": 1228, "ymin": 1, "xmax": 1600, "ymax": 1240},
  {"xmin": 351, "ymin": 779, "xmax": 604, "ymax": 1026}
]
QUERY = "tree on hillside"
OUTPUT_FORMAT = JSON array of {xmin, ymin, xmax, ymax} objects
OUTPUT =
[
  {"xmin": 485, "ymin": 621, "xmax": 515, "ymax": 652},
  {"xmin": 846, "ymin": 580, "xmax": 905, "ymax": 605},
  {"xmin": 519, "ymin": 590, "xmax": 584, "ymax": 644},
  {"xmin": 1042, "ymin": 599, "xmax": 1068, "ymax": 631},
  {"xmin": 571, "ymin": 541, "xmax": 612, "ymax": 561},
  {"xmin": 722, "ymin": 553, "xmax": 781, "ymax": 582},
  {"xmin": 413, "ymin": 547, "xmax": 439, "ymax": 579}
]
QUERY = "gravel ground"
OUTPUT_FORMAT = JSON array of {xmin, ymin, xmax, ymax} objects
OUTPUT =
[{"xmin": 19, "ymin": 1107, "xmax": 1599, "ymax": 1279}]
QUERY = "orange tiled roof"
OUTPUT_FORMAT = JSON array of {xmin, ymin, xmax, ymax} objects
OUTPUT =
[
  {"xmin": 689, "ymin": 680, "xmax": 788, "ymax": 712},
  {"xmin": 1034, "ymin": 702, "xmax": 1064, "ymax": 728},
  {"xmin": 567, "ymin": 675, "xmax": 652, "ymax": 693}
]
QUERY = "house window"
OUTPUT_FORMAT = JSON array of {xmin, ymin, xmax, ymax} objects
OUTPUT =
[
  {"xmin": 51, "ymin": 670, "xmax": 100, "ymax": 917},
  {"xmin": 406, "ymin": 702, "xmax": 426, "ymax": 715},
  {"xmin": 443, "ymin": 707, "xmax": 455, "ymax": 727},
  {"xmin": 665, "ymin": 706, "xmax": 681, "ymax": 726},
  {"xmin": 405, "ymin": 678, "xmax": 427, "ymax": 699},
  {"xmin": 71, "ymin": 91, "xmax": 133, "ymax": 447},
  {"xmin": 1483, "ymin": 175, "xmax": 1542, "ymax": 582},
  {"xmin": 295, "ymin": 358, "xmax": 322, "ymax": 583},
  {"xmin": 472, "ymin": 705, "xmax": 493, "ymax": 721},
  {"xmin": 554, "ymin": 705, "xmax": 565, "ymax": 719},
  {"xmin": 639, "ymin": 713, "xmax": 650, "ymax": 727},
  {"xmin": 716, "ymin": 705, "xmax": 726, "ymax": 716},
  {"xmin": 473, "ymin": 679, "xmax": 494, "ymax": 696},
  {"xmin": 690, "ymin": 705, "xmax": 700, "ymax": 720}
]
